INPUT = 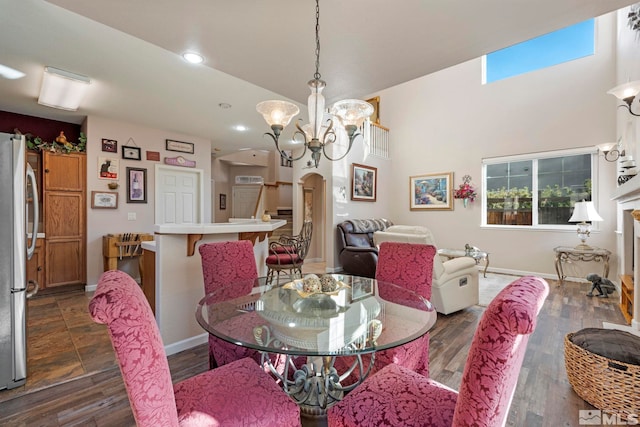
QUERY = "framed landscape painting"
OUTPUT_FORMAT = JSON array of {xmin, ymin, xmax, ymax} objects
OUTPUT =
[
  {"xmin": 410, "ymin": 172, "xmax": 453, "ymax": 210},
  {"xmin": 351, "ymin": 163, "xmax": 377, "ymax": 202}
]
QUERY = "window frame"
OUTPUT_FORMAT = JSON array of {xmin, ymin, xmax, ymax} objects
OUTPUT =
[{"xmin": 481, "ymin": 147, "xmax": 599, "ymax": 230}]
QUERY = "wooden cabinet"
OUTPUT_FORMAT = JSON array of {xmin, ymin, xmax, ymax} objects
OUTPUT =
[
  {"xmin": 42, "ymin": 151, "xmax": 86, "ymax": 288},
  {"xmin": 26, "ymin": 238, "xmax": 44, "ymax": 289},
  {"xmin": 620, "ymin": 274, "xmax": 634, "ymax": 325}
]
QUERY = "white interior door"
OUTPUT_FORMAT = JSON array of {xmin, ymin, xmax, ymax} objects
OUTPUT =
[
  {"xmin": 232, "ymin": 185, "xmax": 261, "ymax": 218},
  {"xmin": 155, "ymin": 165, "xmax": 203, "ymax": 224}
]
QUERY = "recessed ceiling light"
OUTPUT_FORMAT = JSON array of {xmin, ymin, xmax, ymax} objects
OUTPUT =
[
  {"xmin": 182, "ymin": 52, "xmax": 204, "ymax": 64},
  {"xmin": 234, "ymin": 125, "xmax": 248, "ymax": 132}
]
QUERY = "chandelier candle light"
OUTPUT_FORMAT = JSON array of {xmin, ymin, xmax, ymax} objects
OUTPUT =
[
  {"xmin": 568, "ymin": 200, "xmax": 603, "ymax": 250},
  {"xmin": 454, "ymin": 175, "xmax": 477, "ymax": 207},
  {"xmin": 256, "ymin": 0, "xmax": 373, "ymax": 168}
]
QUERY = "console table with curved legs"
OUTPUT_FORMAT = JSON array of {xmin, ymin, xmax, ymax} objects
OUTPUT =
[{"xmin": 554, "ymin": 246, "xmax": 611, "ymax": 285}]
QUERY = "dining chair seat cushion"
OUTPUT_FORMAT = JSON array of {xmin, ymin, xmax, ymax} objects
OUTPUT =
[
  {"xmin": 175, "ymin": 357, "xmax": 301, "ymax": 426},
  {"xmin": 266, "ymin": 253, "xmax": 301, "ymax": 265},
  {"xmin": 328, "ymin": 363, "xmax": 458, "ymax": 427}
]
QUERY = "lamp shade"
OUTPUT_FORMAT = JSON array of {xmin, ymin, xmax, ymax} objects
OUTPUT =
[
  {"xmin": 607, "ymin": 80, "xmax": 640, "ymax": 101},
  {"xmin": 568, "ymin": 201, "xmax": 603, "ymax": 223},
  {"xmin": 37, "ymin": 66, "xmax": 90, "ymax": 111},
  {"xmin": 256, "ymin": 100, "xmax": 300, "ymax": 128}
]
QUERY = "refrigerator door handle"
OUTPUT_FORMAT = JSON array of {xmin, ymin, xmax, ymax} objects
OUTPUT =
[{"xmin": 26, "ymin": 163, "xmax": 38, "ymax": 260}]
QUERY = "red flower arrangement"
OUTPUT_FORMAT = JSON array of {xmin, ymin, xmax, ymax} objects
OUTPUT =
[{"xmin": 454, "ymin": 175, "xmax": 477, "ymax": 201}]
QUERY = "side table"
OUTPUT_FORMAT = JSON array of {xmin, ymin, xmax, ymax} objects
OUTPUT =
[
  {"xmin": 437, "ymin": 247, "xmax": 490, "ymax": 278},
  {"xmin": 553, "ymin": 246, "xmax": 611, "ymax": 285}
]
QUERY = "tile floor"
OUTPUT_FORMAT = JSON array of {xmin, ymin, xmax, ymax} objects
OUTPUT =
[{"xmin": 1, "ymin": 261, "xmax": 327, "ymax": 403}]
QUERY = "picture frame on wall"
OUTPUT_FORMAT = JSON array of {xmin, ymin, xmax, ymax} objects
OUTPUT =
[
  {"xmin": 91, "ymin": 191, "xmax": 118, "ymax": 209},
  {"xmin": 98, "ymin": 157, "xmax": 119, "ymax": 180},
  {"xmin": 126, "ymin": 167, "xmax": 147, "ymax": 203},
  {"xmin": 219, "ymin": 193, "xmax": 226, "ymax": 210},
  {"xmin": 122, "ymin": 145, "xmax": 141, "ymax": 160},
  {"xmin": 351, "ymin": 163, "xmax": 377, "ymax": 202},
  {"xmin": 366, "ymin": 96, "xmax": 380, "ymax": 124},
  {"xmin": 410, "ymin": 172, "xmax": 453, "ymax": 210},
  {"xmin": 166, "ymin": 139, "xmax": 195, "ymax": 154},
  {"xmin": 101, "ymin": 139, "xmax": 117, "ymax": 153}
]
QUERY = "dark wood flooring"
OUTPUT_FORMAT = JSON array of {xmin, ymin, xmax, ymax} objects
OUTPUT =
[{"xmin": 0, "ymin": 277, "xmax": 627, "ymax": 426}]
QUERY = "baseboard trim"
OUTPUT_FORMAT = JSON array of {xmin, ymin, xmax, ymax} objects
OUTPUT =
[{"xmin": 164, "ymin": 333, "xmax": 208, "ymax": 356}]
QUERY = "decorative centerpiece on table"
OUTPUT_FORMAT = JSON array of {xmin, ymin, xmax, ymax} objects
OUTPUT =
[{"xmin": 454, "ymin": 175, "xmax": 477, "ymax": 207}]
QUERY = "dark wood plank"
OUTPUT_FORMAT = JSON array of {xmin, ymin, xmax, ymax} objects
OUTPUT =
[{"xmin": 0, "ymin": 277, "xmax": 627, "ymax": 426}]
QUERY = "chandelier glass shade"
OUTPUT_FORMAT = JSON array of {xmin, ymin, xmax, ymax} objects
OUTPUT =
[{"xmin": 256, "ymin": 0, "xmax": 373, "ymax": 168}]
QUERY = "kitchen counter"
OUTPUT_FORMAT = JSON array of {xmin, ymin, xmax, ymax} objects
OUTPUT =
[{"xmin": 151, "ymin": 220, "xmax": 286, "ymax": 354}]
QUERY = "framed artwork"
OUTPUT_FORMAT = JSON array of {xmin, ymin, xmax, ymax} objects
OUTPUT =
[
  {"xmin": 101, "ymin": 139, "xmax": 117, "ymax": 153},
  {"xmin": 166, "ymin": 139, "xmax": 195, "ymax": 154},
  {"xmin": 98, "ymin": 157, "xmax": 119, "ymax": 180},
  {"xmin": 351, "ymin": 163, "xmax": 377, "ymax": 202},
  {"xmin": 91, "ymin": 191, "xmax": 118, "ymax": 209},
  {"xmin": 146, "ymin": 151, "xmax": 160, "ymax": 161},
  {"xmin": 126, "ymin": 167, "xmax": 147, "ymax": 203},
  {"xmin": 219, "ymin": 193, "xmax": 227, "ymax": 210},
  {"xmin": 366, "ymin": 96, "xmax": 380, "ymax": 124},
  {"xmin": 410, "ymin": 172, "xmax": 453, "ymax": 210},
  {"xmin": 122, "ymin": 145, "xmax": 141, "ymax": 160}
]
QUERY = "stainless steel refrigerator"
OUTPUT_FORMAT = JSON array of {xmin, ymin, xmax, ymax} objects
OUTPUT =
[{"xmin": 0, "ymin": 133, "xmax": 39, "ymax": 390}]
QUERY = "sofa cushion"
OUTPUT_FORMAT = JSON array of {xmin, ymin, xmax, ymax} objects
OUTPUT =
[{"xmin": 345, "ymin": 232, "xmax": 374, "ymax": 248}]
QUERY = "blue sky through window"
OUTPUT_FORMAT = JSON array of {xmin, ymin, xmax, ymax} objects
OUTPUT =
[{"xmin": 485, "ymin": 19, "xmax": 595, "ymax": 83}]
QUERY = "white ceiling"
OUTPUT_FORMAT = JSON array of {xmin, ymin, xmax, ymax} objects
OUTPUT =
[{"xmin": 0, "ymin": 0, "xmax": 635, "ymax": 156}]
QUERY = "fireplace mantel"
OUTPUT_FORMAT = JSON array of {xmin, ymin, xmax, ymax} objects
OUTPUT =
[{"xmin": 611, "ymin": 178, "xmax": 640, "ymax": 334}]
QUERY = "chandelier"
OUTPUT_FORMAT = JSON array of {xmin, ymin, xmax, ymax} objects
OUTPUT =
[{"xmin": 256, "ymin": 0, "xmax": 373, "ymax": 168}]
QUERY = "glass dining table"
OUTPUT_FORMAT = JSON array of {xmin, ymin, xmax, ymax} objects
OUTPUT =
[{"xmin": 195, "ymin": 273, "xmax": 437, "ymax": 416}]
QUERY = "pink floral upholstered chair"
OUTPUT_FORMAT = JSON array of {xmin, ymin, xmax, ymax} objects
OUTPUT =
[
  {"xmin": 328, "ymin": 276, "xmax": 549, "ymax": 427},
  {"xmin": 199, "ymin": 240, "xmax": 260, "ymax": 369},
  {"xmin": 89, "ymin": 270, "xmax": 300, "ymax": 427},
  {"xmin": 337, "ymin": 242, "xmax": 436, "ymax": 385}
]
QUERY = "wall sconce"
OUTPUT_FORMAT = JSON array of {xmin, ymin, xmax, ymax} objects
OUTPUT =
[
  {"xmin": 568, "ymin": 200, "xmax": 603, "ymax": 250},
  {"xmin": 596, "ymin": 142, "xmax": 622, "ymax": 162},
  {"xmin": 38, "ymin": 66, "xmax": 91, "ymax": 111},
  {"xmin": 607, "ymin": 80, "xmax": 640, "ymax": 117}
]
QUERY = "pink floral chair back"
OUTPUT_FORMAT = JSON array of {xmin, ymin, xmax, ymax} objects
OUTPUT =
[
  {"xmin": 90, "ymin": 270, "xmax": 301, "ymax": 427},
  {"xmin": 199, "ymin": 240, "xmax": 259, "ymax": 369},
  {"xmin": 337, "ymin": 242, "xmax": 436, "ymax": 385},
  {"xmin": 89, "ymin": 270, "xmax": 180, "ymax": 426},
  {"xmin": 375, "ymin": 242, "xmax": 436, "ymax": 376},
  {"xmin": 327, "ymin": 275, "xmax": 549, "ymax": 427},
  {"xmin": 453, "ymin": 275, "xmax": 548, "ymax": 425}
]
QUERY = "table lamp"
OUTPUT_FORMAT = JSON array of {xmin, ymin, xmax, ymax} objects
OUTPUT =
[{"xmin": 568, "ymin": 200, "xmax": 603, "ymax": 250}]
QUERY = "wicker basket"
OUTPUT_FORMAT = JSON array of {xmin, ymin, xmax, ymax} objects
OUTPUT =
[{"xmin": 564, "ymin": 333, "xmax": 640, "ymax": 419}]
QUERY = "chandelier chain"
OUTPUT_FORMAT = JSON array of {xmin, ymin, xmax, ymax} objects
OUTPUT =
[{"xmin": 314, "ymin": 0, "xmax": 321, "ymax": 80}]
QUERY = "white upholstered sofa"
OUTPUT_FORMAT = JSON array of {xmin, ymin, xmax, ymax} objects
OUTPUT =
[{"xmin": 373, "ymin": 225, "xmax": 479, "ymax": 315}]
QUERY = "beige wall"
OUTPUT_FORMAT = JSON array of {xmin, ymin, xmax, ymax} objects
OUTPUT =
[
  {"xmin": 372, "ymin": 12, "xmax": 619, "ymax": 280},
  {"xmin": 85, "ymin": 115, "xmax": 211, "ymax": 287}
]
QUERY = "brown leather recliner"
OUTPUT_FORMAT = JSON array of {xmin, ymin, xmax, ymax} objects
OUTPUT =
[{"xmin": 336, "ymin": 219, "xmax": 393, "ymax": 278}]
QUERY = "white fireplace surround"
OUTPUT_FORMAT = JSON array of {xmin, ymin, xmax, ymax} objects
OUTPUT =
[{"xmin": 612, "ymin": 177, "xmax": 640, "ymax": 335}]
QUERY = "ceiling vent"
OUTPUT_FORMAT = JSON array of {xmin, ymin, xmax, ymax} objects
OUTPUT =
[{"xmin": 235, "ymin": 176, "xmax": 264, "ymax": 185}]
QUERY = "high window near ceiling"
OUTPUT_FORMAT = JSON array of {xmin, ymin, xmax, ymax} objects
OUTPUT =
[
  {"xmin": 483, "ymin": 19, "xmax": 595, "ymax": 84},
  {"xmin": 482, "ymin": 148, "xmax": 598, "ymax": 228}
]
